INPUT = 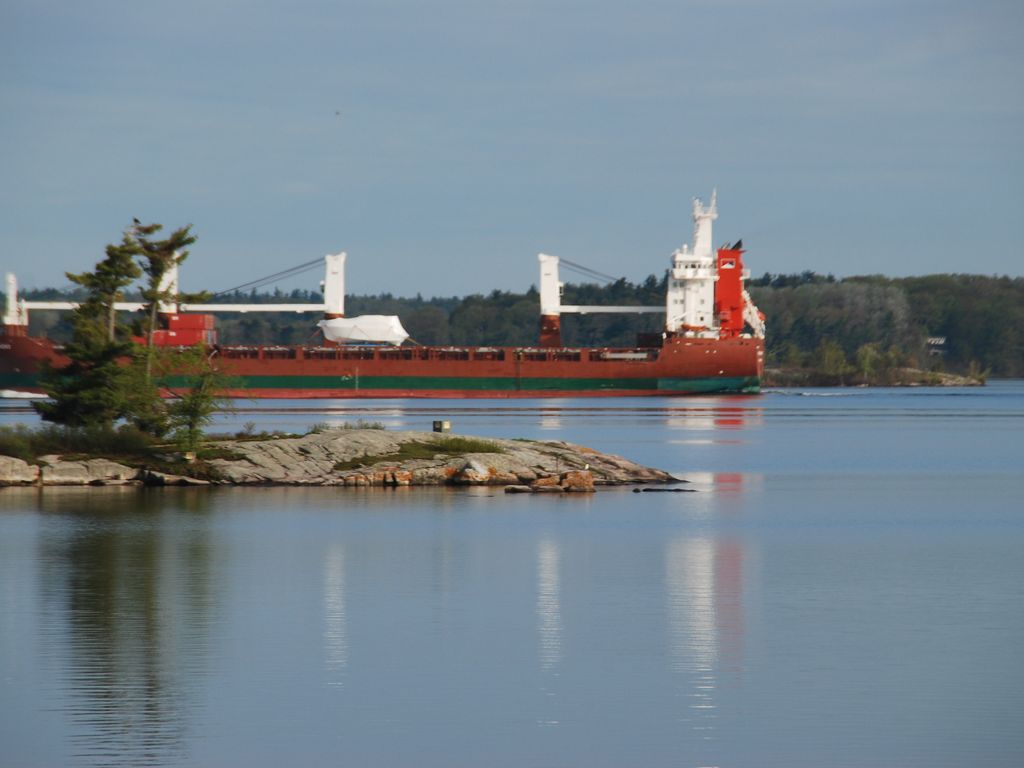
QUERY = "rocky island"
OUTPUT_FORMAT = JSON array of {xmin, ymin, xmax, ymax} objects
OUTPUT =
[{"xmin": 0, "ymin": 428, "xmax": 677, "ymax": 492}]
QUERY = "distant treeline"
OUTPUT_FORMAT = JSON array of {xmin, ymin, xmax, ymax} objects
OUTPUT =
[
  {"xmin": 15, "ymin": 272, "xmax": 1024, "ymax": 377},
  {"xmin": 747, "ymin": 272, "xmax": 1023, "ymax": 379}
]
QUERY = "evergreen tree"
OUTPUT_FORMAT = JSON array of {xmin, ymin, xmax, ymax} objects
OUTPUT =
[
  {"xmin": 67, "ymin": 237, "xmax": 141, "ymax": 342},
  {"xmin": 33, "ymin": 236, "xmax": 141, "ymax": 427},
  {"xmin": 164, "ymin": 345, "xmax": 232, "ymax": 453},
  {"xmin": 128, "ymin": 222, "xmax": 199, "ymax": 382}
]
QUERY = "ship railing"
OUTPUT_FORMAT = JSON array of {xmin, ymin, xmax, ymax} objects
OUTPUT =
[
  {"xmin": 219, "ymin": 346, "xmax": 261, "ymax": 359},
  {"xmin": 512, "ymin": 347, "xmax": 658, "ymax": 363},
  {"xmin": 262, "ymin": 346, "xmax": 298, "ymax": 360},
  {"xmin": 596, "ymin": 350, "xmax": 658, "ymax": 361},
  {"xmin": 378, "ymin": 348, "xmax": 432, "ymax": 361}
]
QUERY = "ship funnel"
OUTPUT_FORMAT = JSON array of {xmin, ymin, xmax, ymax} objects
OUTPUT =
[{"xmin": 323, "ymin": 252, "xmax": 346, "ymax": 318}]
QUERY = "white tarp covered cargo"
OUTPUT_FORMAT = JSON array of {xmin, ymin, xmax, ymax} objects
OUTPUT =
[{"xmin": 317, "ymin": 315, "xmax": 409, "ymax": 346}]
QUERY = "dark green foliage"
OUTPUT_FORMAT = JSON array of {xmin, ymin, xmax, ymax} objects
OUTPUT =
[
  {"xmin": 750, "ymin": 273, "xmax": 1024, "ymax": 377},
  {"xmin": 897, "ymin": 275, "xmax": 1024, "ymax": 377},
  {"xmin": 32, "ymin": 240, "xmax": 142, "ymax": 428},
  {"xmin": 130, "ymin": 222, "xmax": 201, "ymax": 382},
  {"xmin": 67, "ymin": 239, "xmax": 141, "ymax": 342},
  {"xmin": 309, "ymin": 420, "xmax": 385, "ymax": 432},
  {"xmin": 33, "ymin": 353, "xmax": 132, "ymax": 427},
  {"xmin": 448, "ymin": 291, "xmax": 540, "ymax": 346},
  {"xmin": 433, "ymin": 436, "xmax": 506, "ymax": 454},
  {"xmin": 750, "ymin": 279, "xmax": 917, "ymax": 365},
  {"xmin": 120, "ymin": 348, "xmax": 171, "ymax": 436},
  {"xmin": 163, "ymin": 345, "xmax": 233, "ymax": 453},
  {"xmin": 0, "ymin": 424, "xmax": 154, "ymax": 462},
  {"xmin": 812, "ymin": 339, "xmax": 854, "ymax": 385},
  {"xmin": 195, "ymin": 445, "xmax": 247, "ymax": 461},
  {"xmin": 0, "ymin": 424, "xmax": 37, "ymax": 461},
  {"xmin": 29, "ymin": 221, "xmax": 212, "ymax": 432}
]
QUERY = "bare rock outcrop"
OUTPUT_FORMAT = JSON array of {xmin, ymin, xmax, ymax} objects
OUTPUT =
[
  {"xmin": 0, "ymin": 429, "xmax": 677, "ymax": 489},
  {"xmin": 205, "ymin": 430, "xmax": 675, "ymax": 488},
  {"xmin": 40, "ymin": 458, "xmax": 139, "ymax": 486}
]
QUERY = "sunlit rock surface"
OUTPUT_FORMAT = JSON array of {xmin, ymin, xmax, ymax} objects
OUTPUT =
[{"xmin": 0, "ymin": 429, "xmax": 676, "ymax": 489}]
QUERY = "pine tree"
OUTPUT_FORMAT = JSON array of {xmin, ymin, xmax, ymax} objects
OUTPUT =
[
  {"xmin": 33, "ymin": 235, "xmax": 141, "ymax": 428},
  {"xmin": 67, "ymin": 237, "xmax": 141, "ymax": 342},
  {"xmin": 164, "ymin": 344, "xmax": 232, "ymax": 454},
  {"xmin": 128, "ymin": 222, "xmax": 200, "ymax": 382}
]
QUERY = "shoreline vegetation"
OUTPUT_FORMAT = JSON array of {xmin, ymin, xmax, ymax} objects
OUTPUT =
[
  {"xmin": 763, "ymin": 365, "xmax": 985, "ymax": 388},
  {"xmin": 0, "ymin": 423, "xmax": 676, "ymax": 490}
]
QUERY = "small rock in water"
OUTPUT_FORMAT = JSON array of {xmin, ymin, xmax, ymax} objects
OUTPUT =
[{"xmin": 632, "ymin": 487, "xmax": 696, "ymax": 493}]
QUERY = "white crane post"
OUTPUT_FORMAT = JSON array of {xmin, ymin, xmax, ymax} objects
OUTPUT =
[
  {"xmin": 538, "ymin": 253, "xmax": 563, "ymax": 347},
  {"xmin": 538, "ymin": 253, "xmax": 562, "ymax": 316},
  {"xmin": 323, "ymin": 252, "xmax": 346, "ymax": 318},
  {"xmin": 156, "ymin": 254, "xmax": 180, "ymax": 314},
  {"xmin": 3, "ymin": 273, "xmax": 27, "ymax": 328}
]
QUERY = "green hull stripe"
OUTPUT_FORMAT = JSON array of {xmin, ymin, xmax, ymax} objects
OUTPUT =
[
  {"xmin": 177, "ymin": 374, "xmax": 759, "ymax": 393},
  {"xmin": 0, "ymin": 373, "xmax": 38, "ymax": 387},
  {"xmin": 2, "ymin": 372, "xmax": 760, "ymax": 395}
]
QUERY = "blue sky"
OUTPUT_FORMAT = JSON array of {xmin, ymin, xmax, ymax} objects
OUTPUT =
[{"xmin": 2, "ymin": 0, "xmax": 1021, "ymax": 298}]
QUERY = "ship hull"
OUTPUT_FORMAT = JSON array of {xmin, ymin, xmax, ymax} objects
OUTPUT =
[{"xmin": 0, "ymin": 335, "xmax": 764, "ymax": 398}]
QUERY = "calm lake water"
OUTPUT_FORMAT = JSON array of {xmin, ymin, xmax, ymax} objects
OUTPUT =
[{"xmin": 2, "ymin": 382, "xmax": 1023, "ymax": 767}]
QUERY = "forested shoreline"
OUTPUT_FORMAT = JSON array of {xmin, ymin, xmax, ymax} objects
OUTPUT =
[{"xmin": 15, "ymin": 272, "xmax": 1023, "ymax": 380}]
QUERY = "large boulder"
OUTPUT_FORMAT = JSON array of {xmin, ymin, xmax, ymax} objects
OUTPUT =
[
  {"xmin": 140, "ymin": 469, "xmax": 210, "ymax": 486},
  {"xmin": 0, "ymin": 456, "xmax": 40, "ymax": 486},
  {"xmin": 560, "ymin": 470, "xmax": 596, "ymax": 493},
  {"xmin": 41, "ymin": 458, "xmax": 139, "ymax": 486}
]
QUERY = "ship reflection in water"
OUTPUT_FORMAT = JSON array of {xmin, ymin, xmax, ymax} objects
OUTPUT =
[
  {"xmin": 536, "ymin": 538, "xmax": 563, "ymax": 671},
  {"xmin": 666, "ymin": 530, "xmax": 748, "ymax": 746},
  {"xmin": 11, "ymin": 481, "xmax": 757, "ymax": 764},
  {"xmin": 323, "ymin": 545, "xmax": 348, "ymax": 685}
]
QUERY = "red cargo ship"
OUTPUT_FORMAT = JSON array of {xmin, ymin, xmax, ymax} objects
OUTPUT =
[{"xmin": 1, "ymin": 193, "xmax": 765, "ymax": 398}]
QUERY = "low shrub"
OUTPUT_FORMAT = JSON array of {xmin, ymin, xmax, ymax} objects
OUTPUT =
[
  {"xmin": 0, "ymin": 424, "xmax": 155, "ymax": 461},
  {"xmin": 332, "ymin": 436, "xmax": 504, "ymax": 471}
]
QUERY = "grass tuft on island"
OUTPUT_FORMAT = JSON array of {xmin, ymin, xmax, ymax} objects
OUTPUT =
[{"xmin": 332, "ymin": 436, "xmax": 506, "ymax": 471}]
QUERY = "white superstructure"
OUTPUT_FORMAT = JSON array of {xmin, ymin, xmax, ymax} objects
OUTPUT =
[
  {"xmin": 665, "ymin": 191, "xmax": 719, "ymax": 337},
  {"xmin": 536, "ymin": 189, "xmax": 760, "ymax": 342}
]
